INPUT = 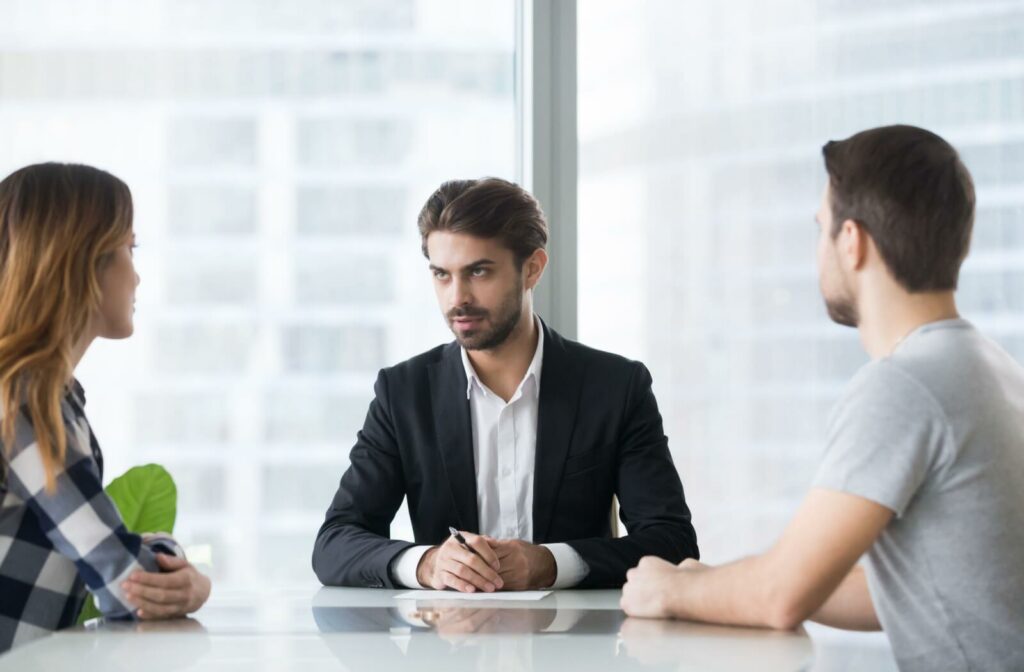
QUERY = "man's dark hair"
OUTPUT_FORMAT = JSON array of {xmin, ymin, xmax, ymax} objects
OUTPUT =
[
  {"xmin": 822, "ymin": 124, "xmax": 975, "ymax": 291},
  {"xmin": 417, "ymin": 178, "xmax": 548, "ymax": 266}
]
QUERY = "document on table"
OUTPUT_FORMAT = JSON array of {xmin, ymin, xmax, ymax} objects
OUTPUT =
[{"xmin": 394, "ymin": 590, "xmax": 552, "ymax": 601}]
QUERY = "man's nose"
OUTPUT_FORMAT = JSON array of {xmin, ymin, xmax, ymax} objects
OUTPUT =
[{"xmin": 451, "ymin": 276, "xmax": 473, "ymax": 307}]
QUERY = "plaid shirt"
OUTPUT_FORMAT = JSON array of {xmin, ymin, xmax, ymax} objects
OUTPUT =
[{"xmin": 0, "ymin": 380, "xmax": 160, "ymax": 653}]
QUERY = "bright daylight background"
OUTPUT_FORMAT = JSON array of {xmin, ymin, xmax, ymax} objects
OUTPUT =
[
  {"xmin": 1, "ymin": 0, "xmax": 1021, "ymax": 605},
  {"xmin": 579, "ymin": 0, "xmax": 1024, "ymax": 566},
  {"xmin": 0, "ymin": 0, "xmax": 515, "ymax": 589}
]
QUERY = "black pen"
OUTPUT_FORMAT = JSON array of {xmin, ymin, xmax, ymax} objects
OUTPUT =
[{"xmin": 448, "ymin": 526, "xmax": 485, "ymax": 561}]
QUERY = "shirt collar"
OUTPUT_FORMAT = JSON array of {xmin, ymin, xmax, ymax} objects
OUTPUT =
[{"xmin": 461, "ymin": 316, "xmax": 545, "ymax": 400}]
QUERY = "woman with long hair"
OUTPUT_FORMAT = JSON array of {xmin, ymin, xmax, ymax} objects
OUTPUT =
[{"xmin": 0, "ymin": 163, "xmax": 210, "ymax": 652}]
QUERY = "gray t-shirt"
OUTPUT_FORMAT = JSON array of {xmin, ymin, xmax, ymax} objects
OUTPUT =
[{"xmin": 814, "ymin": 319, "xmax": 1024, "ymax": 672}]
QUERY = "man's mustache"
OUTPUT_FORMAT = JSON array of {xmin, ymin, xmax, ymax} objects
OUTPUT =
[{"xmin": 448, "ymin": 307, "xmax": 489, "ymax": 320}]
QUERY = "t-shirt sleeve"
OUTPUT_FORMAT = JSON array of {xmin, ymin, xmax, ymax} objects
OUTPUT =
[{"xmin": 812, "ymin": 361, "xmax": 951, "ymax": 517}]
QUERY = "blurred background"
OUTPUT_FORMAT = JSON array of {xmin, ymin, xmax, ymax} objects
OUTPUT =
[
  {"xmin": 0, "ymin": 0, "xmax": 515, "ymax": 587},
  {"xmin": 578, "ymin": 0, "xmax": 1024, "ymax": 573},
  {"xmin": 0, "ymin": 0, "xmax": 1021, "ymax": 610}
]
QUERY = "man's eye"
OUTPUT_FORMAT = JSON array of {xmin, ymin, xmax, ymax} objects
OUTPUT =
[
  {"xmin": 471, "ymin": 268, "xmax": 487, "ymax": 277},
  {"xmin": 433, "ymin": 270, "xmax": 448, "ymax": 279}
]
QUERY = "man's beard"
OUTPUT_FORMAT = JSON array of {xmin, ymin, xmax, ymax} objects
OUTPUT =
[
  {"xmin": 446, "ymin": 282, "xmax": 524, "ymax": 351},
  {"xmin": 824, "ymin": 293, "xmax": 859, "ymax": 328}
]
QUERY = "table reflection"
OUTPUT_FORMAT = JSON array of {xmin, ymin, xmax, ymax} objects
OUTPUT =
[
  {"xmin": 0, "ymin": 590, "xmax": 816, "ymax": 672},
  {"xmin": 84, "ymin": 616, "xmax": 209, "ymax": 636},
  {"xmin": 18, "ymin": 617, "xmax": 215, "ymax": 672},
  {"xmin": 311, "ymin": 604, "xmax": 624, "ymax": 636},
  {"xmin": 619, "ymin": 617, "xmax": 814, "ymax": 671},
  {"xmin": 311, "ymin": 601, "xmax": 812, "ymax": 671},
  {"xmin": 312, "ymin": 603, "xmax": 643, "ymax": 671}
]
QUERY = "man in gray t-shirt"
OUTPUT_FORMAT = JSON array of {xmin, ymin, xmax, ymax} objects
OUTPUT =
[
  {"xmin": 621, "ymin": 124, "xmax": 1024, "ymax": 672},
  {"xmin": 815, "ymin": 318, "xmax": 1024, "ymax": 670}
]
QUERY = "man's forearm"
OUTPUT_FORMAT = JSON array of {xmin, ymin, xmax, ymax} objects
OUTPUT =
[
  {"xmin": 810, "ymin": 565, "xmax": 881, "ymax": 631},
  {"xmin": 312, "ymin": 521, "xmax": 413, "ymax": 587},
  {"xmin": 670, "ymin": 553, "xmax": 852, "ymax": 631},
  {"xmin": 668, "ymin": 556, "xmax": 786, "ymax": 628}
]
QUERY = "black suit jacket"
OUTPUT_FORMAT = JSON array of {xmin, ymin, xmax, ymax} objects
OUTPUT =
[{"xmin": 312, "ymin": 321, "xmax": 698, "ymax": 588}]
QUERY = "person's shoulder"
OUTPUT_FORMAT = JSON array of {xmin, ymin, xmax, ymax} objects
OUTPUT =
[
  {"xmin": 554, "ymin": 331, "xmax": 649, "ymax": 380},
  {"xmin": 847, "ymin": 357, "xmax": 920, "ymax": 393},
  {"xmin": 378, "ymin": 341, "xmax": 456, "ymax": 382},
  {"xmin": 840, "ymin": 357, "xmax": 945, "ymax": 420},
  {"xmin": 0, "ymin": 402, "xmax": 43, "ymax": 460},
  {"xmin": 896, "ymin": 320, "xmax": 1024, "ymax": 385}
]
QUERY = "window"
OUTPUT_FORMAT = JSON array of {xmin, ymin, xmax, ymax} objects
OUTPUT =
[
  {"xmin": 0, "ymin": 0, "xmax": 517, "ymax": 588},
  {"xmin": 578, "ymin": 0, "xmax": 1024, "ymax": 562}
]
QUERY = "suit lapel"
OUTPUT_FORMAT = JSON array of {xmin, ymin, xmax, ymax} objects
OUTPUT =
[
  {"xmin": 428, "ymin": 343, "xmax": 480, "ymax": 534},
  {"xmin": 532, "ymin": 322, "xmax": 584, "ymax": 543}
]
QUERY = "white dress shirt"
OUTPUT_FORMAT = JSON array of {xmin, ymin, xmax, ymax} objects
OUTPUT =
[{"xmin": 392, "ymin": 321, "xmax": 589, "ymax": 589}]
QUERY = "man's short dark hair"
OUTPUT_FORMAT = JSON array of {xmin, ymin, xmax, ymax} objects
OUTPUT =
[
  {"xmin": 822, "ymin": 124, "xmax": 975, "ymax": 291},
  {"xmin": 417, "ymin": 178, "xmax": 549, "ymax": 266}
]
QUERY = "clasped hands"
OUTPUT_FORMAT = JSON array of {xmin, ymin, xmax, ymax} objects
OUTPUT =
[{"xmin": 416, "ymin": 531, "xmax": 556, "ymax": 592}]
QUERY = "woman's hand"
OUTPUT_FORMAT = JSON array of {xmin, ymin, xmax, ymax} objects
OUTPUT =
[{"xmin": 122, "ymin": 554, "xmax": 212, "ymax": 620}]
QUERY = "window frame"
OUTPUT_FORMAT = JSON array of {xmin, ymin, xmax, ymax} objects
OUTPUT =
[{"xmin": 517, "ymin": 0, "xmax": 579, "ymax": 338}]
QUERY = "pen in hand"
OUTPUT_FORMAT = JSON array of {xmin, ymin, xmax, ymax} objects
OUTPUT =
[
  {"xmin": 445, "ymin": 527, "xmax": 503, "ymax": 592},
  {"xmin": 449, "ymin": 526, "xmax": 486, "ymax": 561},
  {"xmin": 449, "ymin": 527, "xmax": 503, "ymax": 570}
]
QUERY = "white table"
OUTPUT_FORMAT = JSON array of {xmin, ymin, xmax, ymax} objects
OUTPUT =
[{"xmin": 0, "ymin": 587, "xmax": 824, "ymax": 671}]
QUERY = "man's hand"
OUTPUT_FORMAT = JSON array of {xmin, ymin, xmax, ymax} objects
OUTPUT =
[
  {"xmin": 416, "ymin": 531, "xmax": 504, "ymax": 593},
  {"xmin": 490, "ymin": 539, "xmax": 556, "ymax": 590},
  {"xmin": 676, "ymin": 558, "xmax": 709, "ymax": 571},
  {"xmin": 623, "ymin": 489, "xmax": 892, "ymax": 630},
  {"xmin": 123, "ymin": 554, "xmax": 211, "ymax": 620},
  {"xmin": 621, "ymin": 556, "xmax": 707, "ymax": 619}
]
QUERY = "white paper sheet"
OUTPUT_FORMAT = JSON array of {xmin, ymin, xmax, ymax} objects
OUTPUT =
[{"xmin": 393, "ymin": 590, "xmax": 552, "ymax": 601}]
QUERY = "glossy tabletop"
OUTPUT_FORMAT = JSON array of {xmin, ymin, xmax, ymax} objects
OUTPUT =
[{"xmin": 0, "ymin": 588, "xmax": 817, "ymax": 671}]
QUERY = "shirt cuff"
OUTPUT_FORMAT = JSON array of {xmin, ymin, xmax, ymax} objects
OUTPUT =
[
  {"xmin": 543, "ymin": 608, "xmax": 585, "ymax": 632},
  {"xmin": 142, "ymin": 533, "xmax": 184, "ymax": 560},
  {"xmin": 543, "ymin": 543, "xmax": 589, "ymax": 589},
  {"xmin": 391, "ymin": 545, "xmax": 432, "ymax": 588}
]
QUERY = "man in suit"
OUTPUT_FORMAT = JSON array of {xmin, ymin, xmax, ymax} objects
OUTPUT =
[{"xmin": 312, "ymin": 177, "xmax": 698, "ymax": 591}]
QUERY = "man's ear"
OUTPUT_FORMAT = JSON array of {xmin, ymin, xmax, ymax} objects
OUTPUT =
[
  {"xmin": 840, "ymin": 219, "xmax": 870, "ymax": 272},
  {"xmin": 523, "ymin": 248, "xmax": 548, "ymax": 290}
]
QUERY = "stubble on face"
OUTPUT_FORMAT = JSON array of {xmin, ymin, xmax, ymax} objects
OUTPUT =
[
  {"xmin": 817, "ymin": 186, "xmax": 859, "ymax": 328},
  {"xmin": 446, "ymin": 274, "xmax": 524, "ymax": 351},
  {"xmin": 824, "ymin": 291, "xmax": 859, "ymax": 327},
  {"xmin": 820, "ymin": 236, "xmax": 859, "ymax": 328}
]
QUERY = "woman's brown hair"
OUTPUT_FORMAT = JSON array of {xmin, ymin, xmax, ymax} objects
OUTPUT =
[{"xmin": 0, "ymin": 163, "xmax": 133, "ymax": 491}]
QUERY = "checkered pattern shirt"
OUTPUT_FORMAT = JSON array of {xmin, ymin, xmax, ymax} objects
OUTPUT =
[{"xmin": 0, "ymin": 380, "xmax": 160, "ymax": 653}]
